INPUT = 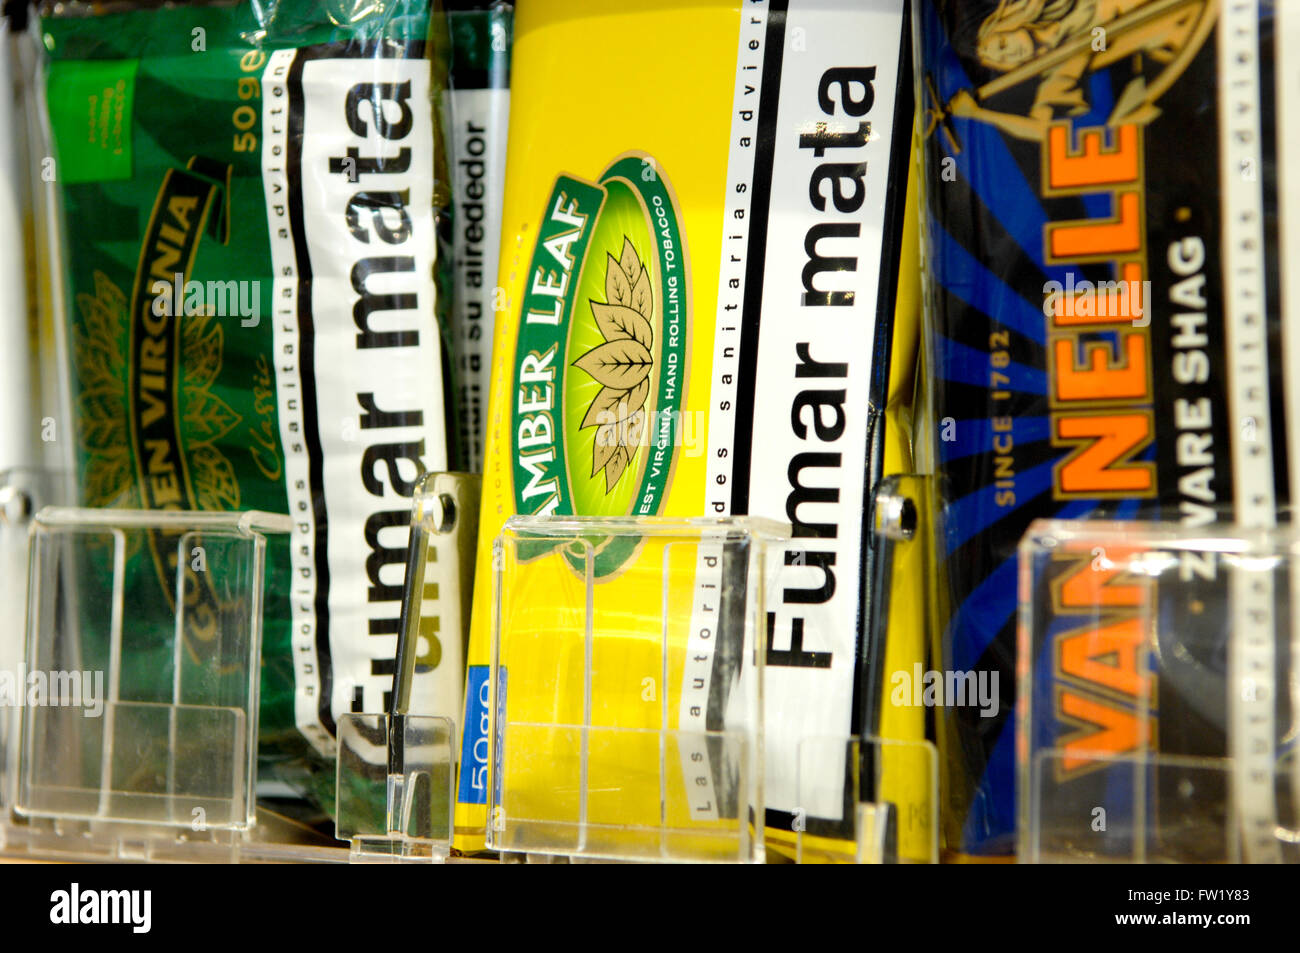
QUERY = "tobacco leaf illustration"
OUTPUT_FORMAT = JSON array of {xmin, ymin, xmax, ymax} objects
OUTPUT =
[
  {"xmin": 82, "ymin": 451, "xmax": 134, "ymax": 512},
  {"xmin": 181, "ymin": 309, "xmax": 224, "ymax": 392},
  {"xmin": 76, "ymin": 389, "xmax": 128, "ymax": 454},
  {"xmin": 573, "ymin": 237, "xmax": 656, "ymax": 493},
  {"xmin": 573, "ymin": 337, "xmax": 652, "ymax": 391},
  {"xmin": 623, "ymin": 408, "xmax": 646, "ymax": 447},
  {"xmin": 70, "ymin": 270, "xmax": 242, "ymax": 514},
  {"xmin": 581, "ymin": 377, "xmax": 650, "ymax": 431},
  {"xmin": 179, "ymin": 308, "xmax": 242, "ymax": 509},
  {"xmin": 591, "ymin": 301, "xmax": 652, "ymax": 349},
  {"xmin": 603, "ymin": 444, "xmax": 628, "ymax": 488},
  {"xmin": 72, "ymin": 272, "xmax": 134, "ymax": 509},
  {"xmin": 630, "ymin": 268, "xmax": 652, "ymax": 320},
  {"xmin": 619, "ymin": 238, "xmax": 640, "ymax": 285},
  {"xmin": 605, "ymin": 253, "xmax": 632, "ymax": 307},
  {"xmin": 73, "ymin": 272, "xmax": 128, "ymax": 393},
  {"xmin": 191, "ymin": 443, "xmax": 241, "ymax": 511},
  {"xmin": 593, "ymin": 421, "xmax": 620, "ymax": 476},
  {"xmin": 183, "ymin": 389, "xmax": 242, "ymax": 448}
]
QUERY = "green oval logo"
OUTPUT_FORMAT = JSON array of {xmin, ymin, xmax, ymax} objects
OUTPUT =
[{"xmin": 511, "ymin": 153, "xmax": 689, "ymax": 576}]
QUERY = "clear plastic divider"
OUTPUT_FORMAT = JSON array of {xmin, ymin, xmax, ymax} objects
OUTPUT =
[
  {"xmin": 486, "ymin": 516, "xmax": 786, "ymax": 863},
  {"xmin": 1019, "ymin": 520, "xmax": 1300, "ymax": 863},
  {"xmin": 15, "ymin": 507, "xmax": 288, "ymax": 835},
  {"xmin": 333, "ymin": 472, "xmax": 479, "ymax": 862}
]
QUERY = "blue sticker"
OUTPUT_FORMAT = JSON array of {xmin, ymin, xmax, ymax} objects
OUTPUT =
[{"xmin": 457, "ymin": 665, "xmax": 495, "ymax": 804}]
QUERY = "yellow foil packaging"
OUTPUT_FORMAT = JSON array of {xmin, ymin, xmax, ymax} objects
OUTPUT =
[{"xmin": 457, "ymin": 0, "xmax": 921, "ymax": 858}]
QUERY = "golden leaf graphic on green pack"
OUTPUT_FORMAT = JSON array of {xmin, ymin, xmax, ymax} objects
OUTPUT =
[
  {"xmin": 76, "ymin": 389, "xmax": 127, "ymax": 454},
  {"xmin": 69, "ymin": 270, "xmax": 243, "ymax": 512},
  {"xmin": 73, "ymin": 338, "xmax": 116, "ymax": 396},
  {"xmin": 83, "ymin": 453, "xmax": 135, "ymax": 510},
  {"xmin": 191, "ymin": 443, "xmax": 241, "ymax": 510},
  {"xmin": 181, "ymin": 310, "xmax": 224, "ymax": 392},
  {"xmin": 73, "ymin": 274, "xmax": 127, "ymax": 392},
  {"xmin": 72, "ymin": 272, "xmax": 133, "ymax": 508},
  {"xmin": 81, "ymin": 270, "xmax": 127, "ymax": 340},
  {"xmin": 574, "ymin": 238, "xmax": 656, "ymax": 493},
  {"xmin": 183, "ymin": 390, "xmax": 242, "ymax": 447},
  {"xmin": 72, "ymin": 273, "xmax": 126, "ymax": 401},
  {"xmin": 177, "ymin": 309, "xmax": 243, "ymax": 509}
]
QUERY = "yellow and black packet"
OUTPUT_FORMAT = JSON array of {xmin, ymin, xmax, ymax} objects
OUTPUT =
[{"xmin": 456, "ymin": 0, "xmax": 928, "ymax": 861}]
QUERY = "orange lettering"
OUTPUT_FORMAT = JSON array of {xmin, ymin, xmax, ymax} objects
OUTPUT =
[
  {"xmin": 1053, "ymin": 262, "xmax": 1146, "ymax": 325},
  {"xmin": 1047, "ymin": 123, "xmax": 1140, "ymax": 190},
  {"xmin": 1059, "ymin": 617, "xmax": 1145, "ymax": 696},
  {"xmin": 1054, "ymin": 413, "xmax": 1154, "ymax": 495},
  {"xmin": 1049, "ymin": 191, "xmax": 1141, "ymax": 259},
  {"xmin": 1053, "ymin": 332, "xmax": 1148, "ymax": 401},
  {"xmin": 1060, "ymin": 691, "xmax": 1142, "ymax": 772}
]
